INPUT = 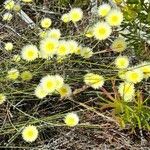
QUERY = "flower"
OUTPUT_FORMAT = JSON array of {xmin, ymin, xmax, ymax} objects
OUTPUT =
[
  {"xmin": 21, "ymin": 71, "xmax": 33, "ymax": 81},
  {"xmin": 13, "ymin": 4, "xmax": 21, "ymax": 12},
  {"xmin": 56, "ymin": 40, "xmax": 70, "ymax": 56},
  {"xmin": 69, "ymin": 8, "xmax": 83, "ymax": 22},
  {"xmin": 115, "ymin": 56, "xmax": 129, "ymax": 69},
  {"xmin": 39, "ymin": 30, "xmax": 48, "ymax": 39},
  {"xmin": 111, "ymin": 37, "xmax": 127, "ymax": 52},
  {"xmin": 0, "ymin": 93, "xmax": 6, "ymax": 105},
  {"xmin": 118, "ymin": 82, "xmax": 135, "ymax": 102},
  {"xmin": 35, "ymin": 85, "xmax": 48, "ymax": 99},
  {"xmin": 75, "ymin": 45, "xmax": 82, "ymax": 55},
  {"xmin": 38, "ymin": 51, "xmax": 50, "ymax": 59},
  {"xmin": 3, "ymin": 12, "xmax": 13, "ymax": 21},
  {"xmin": 93, "ymin": 22, "xmax": 112, "ymax": 40},
  {"xmin": 12, "ymin": 54, "xmax": 21, "ymax": 62},
  {"xmin": 40, "ymin": 75, "xmax": 56, "ymax": 93},
  {"xmin": 67, "ymin": 40, "xmax": 78, "ymax": 54},
  {"xmin": 125, "ymin": 68, "xmax": 144, "ymax": 84},
  {"xmin": 98, "ymin": 3, "xmax": 111, "ymax": 17},
  {"xmin": 22, "ymin": 0, "xmax": 33, "ymax": 2},
  {"xmin": 64, "ymin": 112, "xmax": 79, "ymax": 127},
  {"xmin": 118, "ymin": 70, "xmax": 127, "ymax": 79},
  {"xmin": 84, "ymin": 73, "xmax": 105, "ymax": 89},
  {"xmin": 21, "ymin": 45, "xmax": 39, "ymax": 61},
  {"xmin": 7, "ymin": 68, "xmax": 19, "ymax": 80},
  {"xmin": 4, "ymin": 42, "xmax": 13, "ymax": 51},
  {"xmin": 58, "ymin": 84, "xmax": 72, "ymax": 98},
  {"xmin": 55, "ymin": 75, "xmax": 64, "ymax": 90},
  {"xmin": 85, "ymin": 27, "xmax": 94, "ymax": 38},
  {"xmin": 61, "ymin": 13, "xmax": 70, "ymax": 23},
  {"xmin": 40, "ymin": 38, "xmax": 58, "ymax": 57},
  {"xmin": 106, "ymin": 9, "xmax": 123, "ymax": 26},
  {"xmin": 4, "ymin": 0, "xmax": 15, "ymax": 10},
  {"xmin": 80, "ymin": 47, "xmax": 93, "ymax": 59},
  {"xmin": 47, "ymin": 29, "xmax": 61, "ymax": 40},
  {"xmin": 40, "ymin": 18, "xmax": 52, "ymax": 29},
  {"xmin": 138, "ymin": 62, "xmax": 150, "ymax": 79},
  {"xmin": 22, "ymin": 125, "xmax": 38, "ymax": 142}
]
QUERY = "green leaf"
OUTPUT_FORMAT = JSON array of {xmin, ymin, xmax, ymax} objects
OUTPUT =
[{"xmin": 127, "ymin": 0, "xmax": 140, "ymax": 4}]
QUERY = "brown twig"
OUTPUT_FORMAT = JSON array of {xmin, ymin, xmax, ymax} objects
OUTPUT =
[{"xmin": 100, "ymin": 87, "xmax": 115, "ymax": 101}]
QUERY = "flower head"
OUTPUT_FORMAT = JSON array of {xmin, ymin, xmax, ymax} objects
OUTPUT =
[
  {"xmin": 138, "ymin": 62, "xmax": 150, "ymax": 79},
  {"xmin": 21, "ymin": 45, "xmax": 39, "ymax": 61},
  {"xmin": 12, "ymin": 54, "xmax": 21, "ymax": 62},
  {"xmin": 111, "ymin": 37, "xmax": 127, "ymax": 52},
  {"xmin": 40, "ymin": 75, "xmax": 56, "ymax": 93},
  {"xmin": 39, "ymin": 50, "xmax": 55, "ymax": 59},
  {"xmin": 39, "ymin": 30, "xmax": 48, "ymax": 39},
  {"xmin": 64, "ymin": 112, "xmax": 79, "ymax": 127},
  {"xmin": 80, "ymin": 47, "xmax": 93, "ymax": 59},
  {"xmin": 98, "ymin": 3, "xmax": 111, "ymax": 17},
  {"xmin": 118, "ymin": 70, "xmax": 127, "ymax": 79},
  {"xmin": 69, "ymin": 8, "xmax": 83, "ymax": 22},
  {"xmin": 68, "ymin": 40, "xmax": 78, "ymax": 54},
  {"xmin": 118, "ymin": 82, "xmax": 135, "ymax": 102},
  {"xmin": 61, "ymin": 13, "xmax": 70, "ymax": 23},
  {"xmin": 40, "ymin": 38, "xmax": 58, "ymax": 57},
  {"xmin": 4, "ymin": 42, "xmax": 13, "ymax": 51},
  {"xmin": 13, "ymin": 4, "xmax": 21, "ymax": 12},
  {"xmin": 21, "ymin": 71, "xmax": 33, "ymax": 81},
  {"xmin": 125, "ymin": 68, "xmax": 143, "ymax": 84},
  {"xmin": 75, "ymin": 45, "xmax": 82, "ymax": 55},
  {"xmin": 35, "ymin": 85, "xmax": 48, "ymax": 99},
  {"xmin": 3, "ymin": 12, "xmax": 13, "ymax": 21},
  {"xmin": 106, "ymin": 9, "xmax": 123, "ymax": 26},
  {"xmin": 115, "ymin": 56, "xmax": 129, "ymax": 69},
  {"xmin": 56, "ymin": 40, "xmax": 70, "ymax": 56},
  {"xmin": 40, "ymin": 18, "xmax": 52, "ymax": 29},
  {"xmin": 84, "ymin": 73, "xmax": 105, "ymax": 89},
  {"xmin": 0, "ymin": 93, "xmax": 6, "ymax": 105},
  {"xmin": 93, "ymin": 22, "xmax": 112, "ymax": 40},
  {"xmin": 47, "ymin": 29, "xmax": 61, "ymax": 40},
  {"xmin": 58, "ymin": 84, "xmax": 72, "ymax": 98},
  {"xmin": 4, "ymin": 0, "xmax": 15, "ymax": 10},
  {"xmin": 85, "ymin": 27, "xmax": 94, "ymax": 38},
  {"xmin": 22, "ymin": 125, "xmax": 38, "ymax": 142},
  {"xmin": 7, "ymin": 68, "xmax": 19, "ymax": 80},
  {"xmin": 55, "ymin": 75, "xmax": 64, "ymax": 90}
]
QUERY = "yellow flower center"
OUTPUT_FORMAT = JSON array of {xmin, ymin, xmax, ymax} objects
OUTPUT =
[
  {"xmin": 59, "ymin": 46, "xmax": 67, "ymax": 54},
  {"xmin": 72, "ymin": 13, "xmax": 79, "ymax": 20},
  {"xmin": 112, "ymin": 15, "xmax": 118, "ymax": 22},
  {"xmin": 123, "ymin": 85, "xmax": 132, "ymax": 95},
  {"xmin": 116, "ymin": 43, "xmax": 123, "ymax": 49},
  {"xmin": 143, "ymin": 67, "xmax": 150, "ymax": 73},
  {"xmin": 27, "ymin": 51, "xmax": 34, "ymax": 57},
  {"xmin": 27, "ymin": 130, "xmax": 34, "ymax": 138},
  {"xmin": 44, "ymin": 22, "xmax": 49, "ymax": 26},
  {"xmin": 67, "ymin": 117, "xmax": 75, "ymax": 125},
  {"xmin": 101, "ymin": 9, "xmax": 107, "ymax": 16},
  {"xmin": 46, "ymin": 81, "xmax": 53, "ymax": 89},
  {"xmin": 119, "ymin": 60, "xmax": 125, "ymax": 66},
  {"xmin": 98, "ymin": 28, "xmax": 106, "ymax": 35},
  {"xmin": 130, "ymin": 72, "xmax": 138, "ymax": 80},
  {"xmin": 46, "ymin": 42, "xmax": 54, "ymax": 51},
  {"xmin": 60, "ymin": 87, "xmax": 67, "ymax": 94}
]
